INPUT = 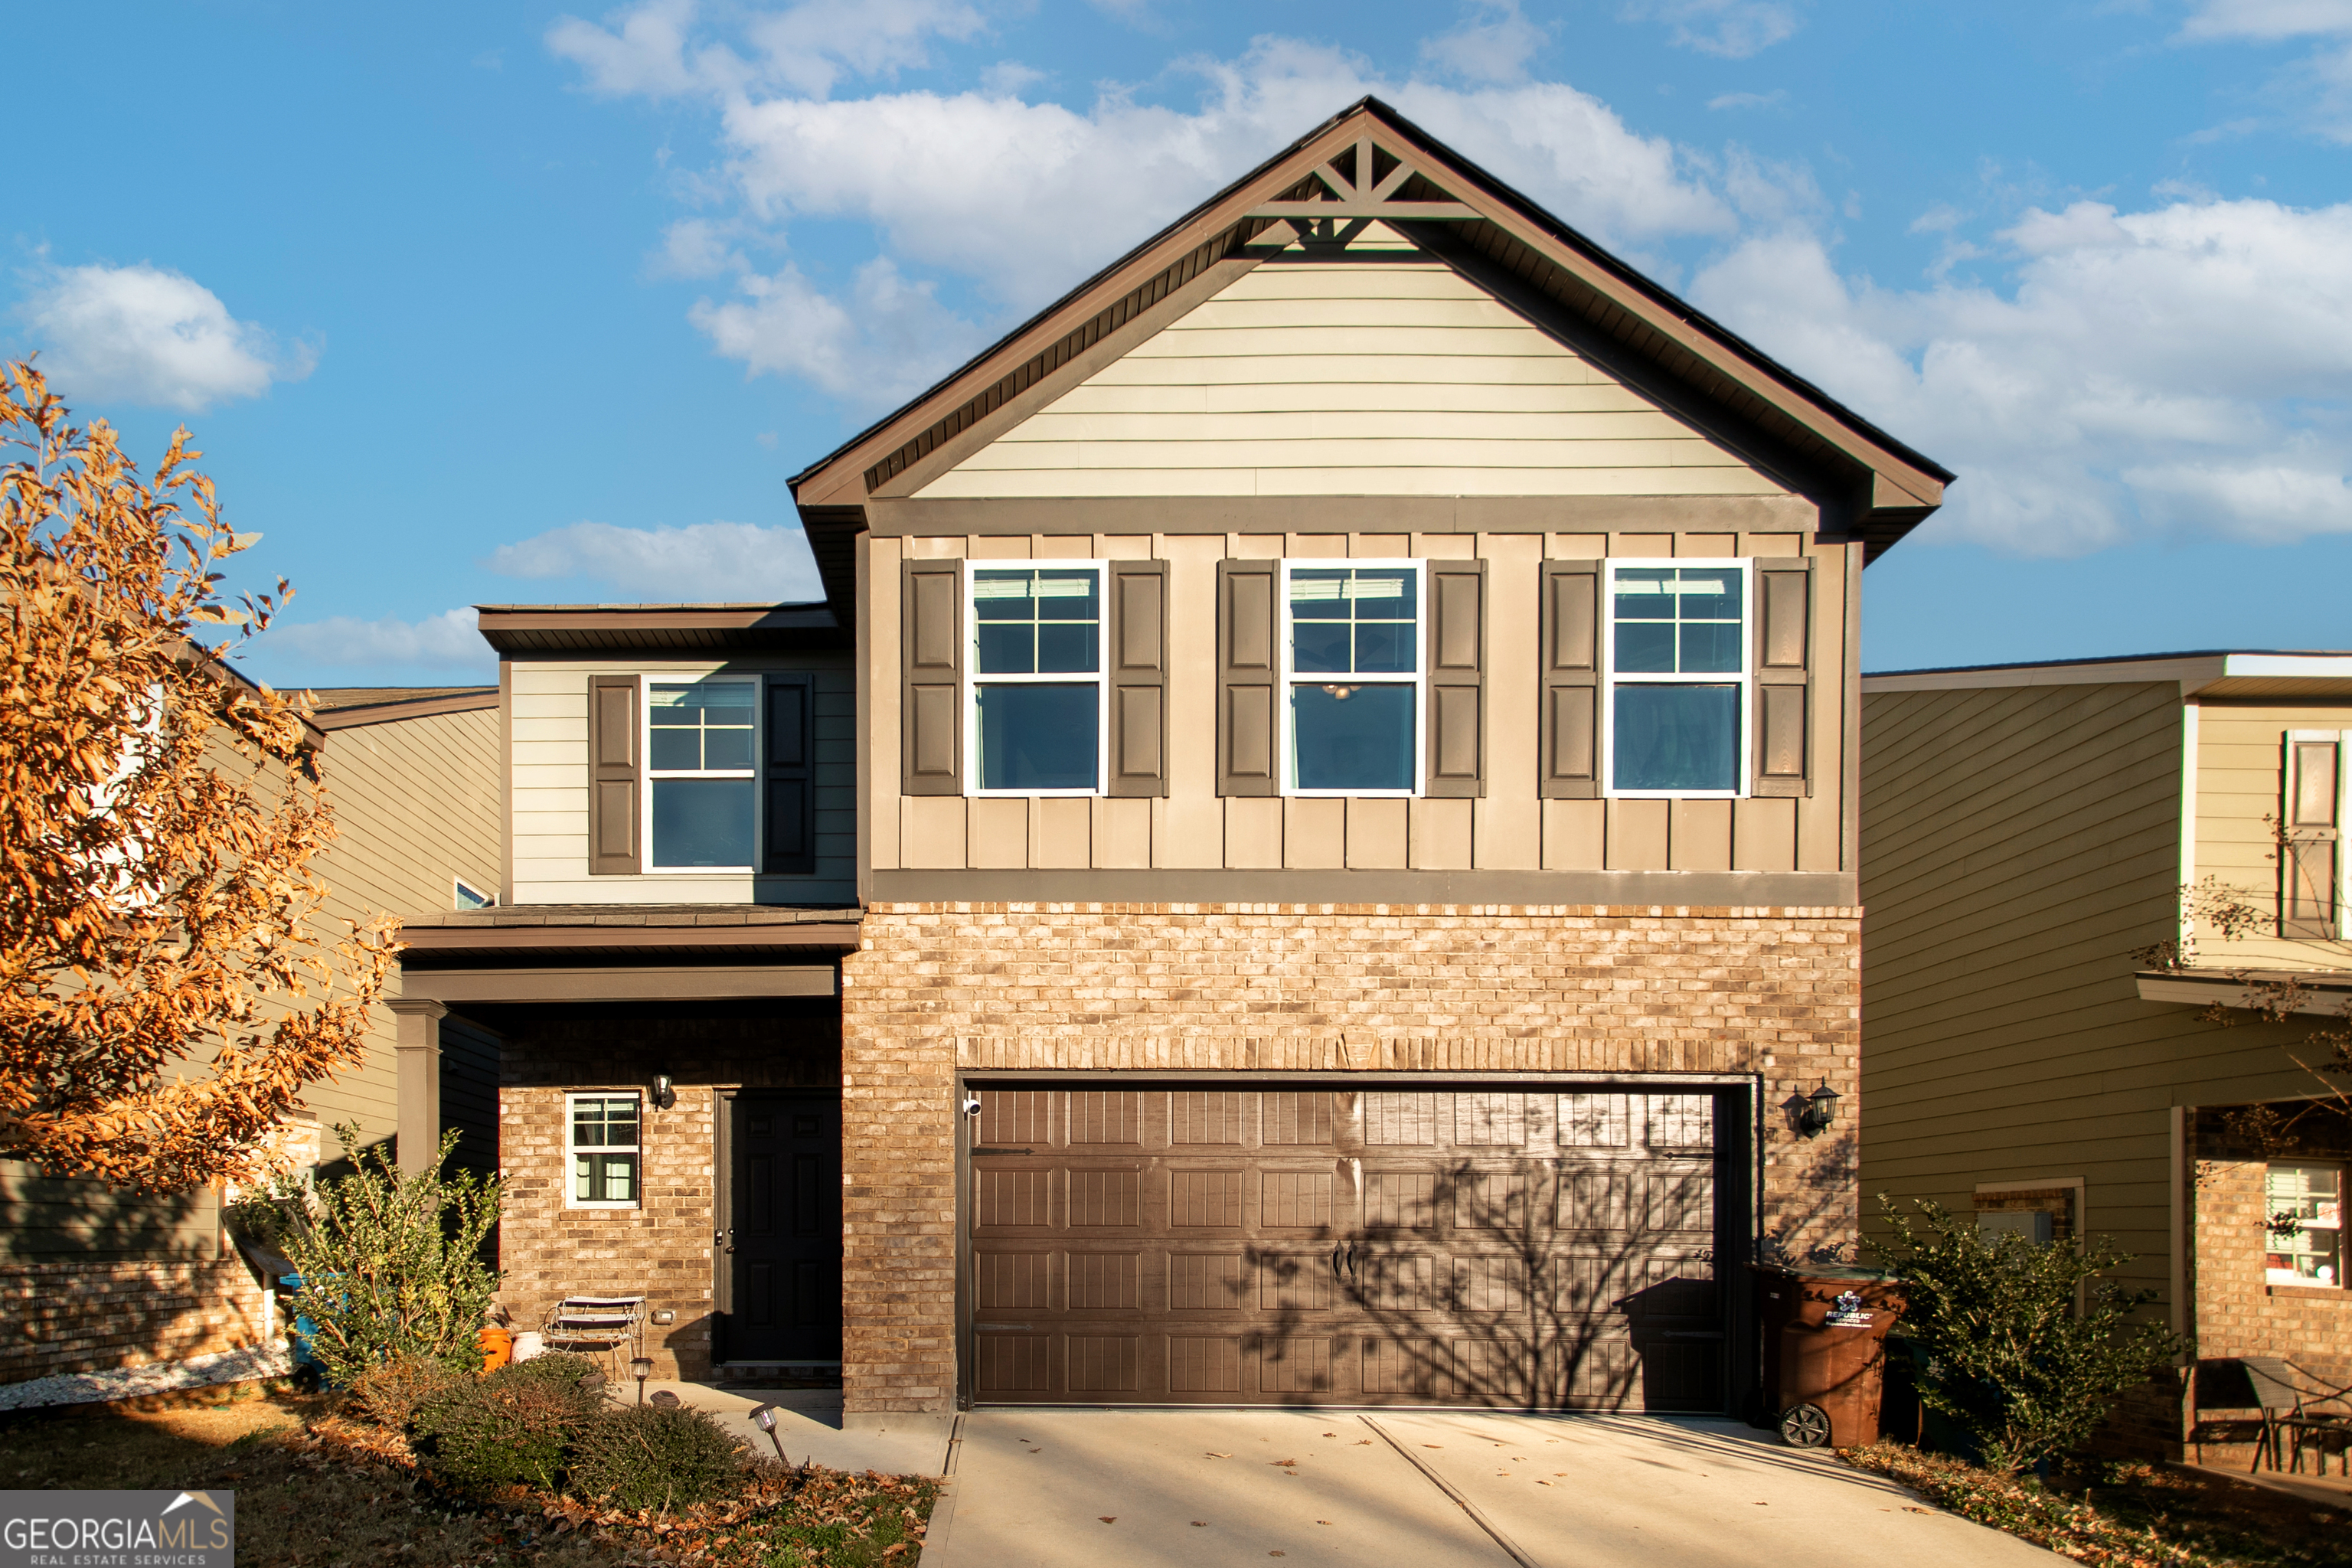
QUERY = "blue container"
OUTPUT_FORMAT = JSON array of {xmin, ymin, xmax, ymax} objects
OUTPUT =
[{"xmin": 280, "ymin": 1272, "xmax": 332, "ymax": 1384}]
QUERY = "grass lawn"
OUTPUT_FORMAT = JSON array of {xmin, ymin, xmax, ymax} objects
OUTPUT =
[
  {"xmin": 0, "ymin": 1384, "xmax": 937, "ymax": 1567},
  {"xmin": 1844, "ymin": 1442, "xmax": 2351, "ymax": 1568}
]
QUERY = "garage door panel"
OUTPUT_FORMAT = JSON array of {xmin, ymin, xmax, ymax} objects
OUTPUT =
[
  {"xmin": 967, "ymin": 1083, "xmax": 1736, "ymax": 1411},
  {"xmin": 1171, "ymin": 1090, "xmax": 1245, "ymax": 1146},
  {"xmin": 1256, "ymin": 1334, "xmax": 1338, "ymax": 1395},
  {"xmin": 1169, "ymin": 1251, "xmax": 1248, "ymax": 1310},
  {"xmin": 1170, "ymin": 1334, "xmax": 1244, "ymax": 1393}
]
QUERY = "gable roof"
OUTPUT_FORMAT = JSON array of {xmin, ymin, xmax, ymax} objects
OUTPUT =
[{"xmin": 789, "ymin": 96, "xmax": 1953, "ymax": 619}]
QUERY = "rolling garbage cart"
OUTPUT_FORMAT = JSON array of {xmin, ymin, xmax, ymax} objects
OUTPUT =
[{"xmin": 1751, "ymin": 1263, "xmax": 1906, "ymax": 1449}]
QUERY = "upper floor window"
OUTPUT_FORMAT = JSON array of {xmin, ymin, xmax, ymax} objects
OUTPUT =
[
  {"xmin": 2268, "ymin": 1161, "xmax": 2342, "ymax": 1286},
  {"xmin": 648, "ymin": 678, "xmax": 756, "ymax": 869},
  {"xmin": 969, "ymin": 564, "xmax": 1104, "ymax": 795},
  {"xmin": 1604, "ymin": 561, "xmax": 1749, "ymax": 797},
  {"xmin": 1283, "ymin": 561, "xmax": 1423, "ymax": 796}
]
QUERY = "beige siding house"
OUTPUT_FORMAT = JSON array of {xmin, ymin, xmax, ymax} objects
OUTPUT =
[
  {"xmin": 1861, "ymin": 652, "xmax": 2352, "ymax": 1458},
  {"xmin": 1, "ymin": 686, "xmax": 501, "ymax": 1387},
  {"xmin": 400, "ymin": 97, "xmax": 1952, "ymax": 1423}
]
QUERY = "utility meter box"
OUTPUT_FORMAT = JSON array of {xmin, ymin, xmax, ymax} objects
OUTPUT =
[{"xmin": 1977, "ymin": 1210, "xmax": 2054, "ymax": 1245}]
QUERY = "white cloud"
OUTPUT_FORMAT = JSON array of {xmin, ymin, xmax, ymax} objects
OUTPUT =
[
  {"xmin": 1707, "ymin": 88, "xmax": 1788, "ymax": 110},
  {"xmin": 1688, "ymin": 197, "xmax": 2352, "ymax": 554},
  {"xmin": 650, "ymin": 217, "xmax": 743, "ymax": 279},
  {"xmin": 549, "ymin": 0, "xmax": 985, "ymax": 100},
  {"xmin": 1421, "ymin": 1, "xmax": 1551, "ymax": 85},
  {"xmin": 547, "ymin": 0, "xmax": 707, "ymax": 97},
  {"xmin": 265, "ymin": 609, "xmax": 486, "ymax": 672},
  {"xmin": 482, "ymin": 520, "xmax": 823, "ymax": 601},
  {"xmin": 688, "ymin": 256, "xmax": 988, "ymax": 406},
  {"xmin": 1621, "ymin": 1, "xmax": 1802, "ymax": 59},
  {"xmin": 18, "ymin": 263, "xmax": 313, "ymax": 413},
  {"xmin": 2180, "ymin": 0, "xmax": 2352, "ymax": 40}
]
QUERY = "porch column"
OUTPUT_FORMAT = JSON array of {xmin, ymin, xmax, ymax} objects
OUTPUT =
[{"xmin": 389, "ymin": 998, "xmax": 448, "ymax": 1176}]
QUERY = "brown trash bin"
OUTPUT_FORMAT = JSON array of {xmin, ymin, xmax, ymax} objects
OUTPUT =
[{"xmin": 1751, "ymin": 1263, "xmax": 1906, "ymax": 1449}]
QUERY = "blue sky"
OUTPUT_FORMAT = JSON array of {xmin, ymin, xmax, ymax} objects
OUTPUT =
[{"xmin": 8, "ymin": 1, "xmax": 2352, "ymax": 686}]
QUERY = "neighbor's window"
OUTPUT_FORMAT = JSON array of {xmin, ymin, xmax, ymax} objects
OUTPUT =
[
  {"xmin": 969, "ymin": 564, "xmax": 1104, "ymax": 794},
  {"xmin": 569, "ymin": 1093, "xmax": 642, "ymax": 1207},
  {"xmin": 648, "ymin": 678, "xmax": 756, "ymax": 868},
  {"xmin": 1606, "ymin": 561, "xmax": 1749, "ymax": 796},
  {"xmin": 1285, "ymin": 561, "xmax": 1422, "ymax": 795},
  {"xmin": 2267, "ymin": 1163, "xmax": 2343, "ymax": 1286}
]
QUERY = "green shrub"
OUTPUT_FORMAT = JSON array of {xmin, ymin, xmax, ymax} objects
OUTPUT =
[
  {"xmin": 1868, "ymin": 1195, "xmax": 2184, "ymax": 1476},
  {"xmin": 273, "ymin": 1126, "xmax": 501, "ymax": 1387},
  {"xmin": 345, "ymin": 1355, "xmax": 462, "ymax": 1431},
  {"xmin": 494, "ymin": 1351, "xmax": 606, "ymax": 1396},
  {"xmin": 413, "ymin": 1360, "xmax": 603, "ymax": 1494},
  {"xmin": 567, "ymin": 1403, "xmax": 747, "ymax": 1513}
]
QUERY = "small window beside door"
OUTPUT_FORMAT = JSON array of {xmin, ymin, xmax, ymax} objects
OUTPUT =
[
  {"xmin": 570, "ymin": 1093, "xmax": 642, "ymax": 1208},
  {"xmin": 2267, "ymin": 1162, "xmax": 2343, "ymax": 1286}
]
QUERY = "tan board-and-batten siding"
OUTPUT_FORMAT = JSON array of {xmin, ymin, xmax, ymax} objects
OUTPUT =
[{"xmin": 914, "ymin": 257, "xmax": 1788, "ymax": 501}]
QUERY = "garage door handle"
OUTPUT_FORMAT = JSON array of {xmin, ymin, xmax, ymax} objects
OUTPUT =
[{"xmin": 1329, "ymin": 1242, "xmax": 1345, "ymax": 1281}]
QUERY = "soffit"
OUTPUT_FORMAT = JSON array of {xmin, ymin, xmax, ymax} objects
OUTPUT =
[{"xmin": 474, "ymin": 604, "xmax": 846, "ymax": 655}]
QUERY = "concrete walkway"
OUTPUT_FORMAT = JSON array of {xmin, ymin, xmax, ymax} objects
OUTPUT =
[
  {"xmin": 920, "ymin": 1407, "xmax": 2066, "ymax": 1568},
  {"xmin": 619, "ymin": 1382, "xmax": 952, "ymax": 1477}
]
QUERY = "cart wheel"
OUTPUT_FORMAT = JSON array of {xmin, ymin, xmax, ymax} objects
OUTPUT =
[{"xmin": 1778, "ymin": 1403, "xmax": 1833, "ymax": 1448}]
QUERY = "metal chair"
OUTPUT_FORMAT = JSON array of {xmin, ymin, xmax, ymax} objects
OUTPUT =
[
  {"xmin": 541, "ymin": 1295, "xmax": 645, "ymax": 1380},
  {"xmin": 2197, "ymin": 1357, "xmax": 2352, "ymax": 1475}
]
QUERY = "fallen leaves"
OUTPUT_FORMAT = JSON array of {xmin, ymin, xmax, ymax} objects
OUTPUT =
[{"xmin": 1099, "ymin": 1516, "xmax": 1116, "ymax": 1524}]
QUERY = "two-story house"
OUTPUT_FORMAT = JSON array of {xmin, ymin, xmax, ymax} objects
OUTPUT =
[
  {"xmin": 1863, "ymin": 652, "xmax": 2352, "ymax": 1459},
  {"xmin": 404, "ymin": 98, "xmax": 1952, "ymax": 1424}
]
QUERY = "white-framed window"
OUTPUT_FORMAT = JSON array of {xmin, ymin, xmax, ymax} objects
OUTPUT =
[
  {"xmin": 2267, "ymin": 1162, "xmax": 2343, "ymax": 1286},
  {"xmin": 1281, "ymin": 559, "xmax": 1425, "ymax": 797},
  {"xmin": 568, "ymin": 1093, "xmax": 642, "ymax": 1208},
  {"xmin": 452, "ymin": 875, "xmax": 495, "ymax": 911},
  {"xmin": 965, "ymin": 560, "xmax": 1107, "ymax": 795},
  {"xmin": 645, "ymin": 676, "xmax": 758, "ymax": 870},
  {"xmin": 1602, "ymin": 559, "xmax": 1751, "ymax": 798}
]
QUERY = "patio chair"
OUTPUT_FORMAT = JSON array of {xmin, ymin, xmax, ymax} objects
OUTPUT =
[
  {"xmin": 2197, "ymin": 1357, "xmax": 2352, "ymax": 1475},
  {"xmin": 541, "ymin": 1295, "xmax": 645, "ymax": 1380}
]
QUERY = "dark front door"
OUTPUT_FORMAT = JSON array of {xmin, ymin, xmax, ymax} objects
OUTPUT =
[{"xmin": 720, "ymin": 1093, "xmax": 842, "ymax": 1364}]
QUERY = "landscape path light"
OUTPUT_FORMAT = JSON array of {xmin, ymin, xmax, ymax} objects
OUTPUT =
[
  {"xmin": 750, "ymin": 1402, "xmax": 790, "ymax": 1468},
  {"xmin": 630, "ymin": 1356, "xmax": 653, "ymax": 1405}
]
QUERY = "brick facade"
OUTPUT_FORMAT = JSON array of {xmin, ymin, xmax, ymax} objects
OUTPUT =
[
  {"xmin": 1, "ymin": 1259, "xmax": 270, "ymax": 1383},
  {"xmin": 2187, "ymin": 1109, "xmax": 2352, "ymax": 1462},
  {"xmin": 838, "ymin": 900, "xmax": 1864, "ymax": 1414},
  {"xmin": 491, "ymin": 999, "xmax": 838, "ymax": 1380}
]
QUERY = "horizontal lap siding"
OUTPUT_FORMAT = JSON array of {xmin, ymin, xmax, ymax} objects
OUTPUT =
[
  {"xmin": 1860, "ymin": 682, "xmax": 2329, "ymax": 1317},
  {"xmin": 2195, "ymin": 702, "xmax": 2352, "ymax": 970},
  {"xmin": 914, "ymin": 263, "xmax": 1785, "ymax": 501},
  {"xmin": 508, "ymin": 659, "xmax": 858, "ymax": 903}
]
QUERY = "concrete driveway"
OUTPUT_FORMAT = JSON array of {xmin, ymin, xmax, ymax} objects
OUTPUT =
[{"xmin": 921, "ymin": 1408, "xmax": 2064, "ymax": 1568}]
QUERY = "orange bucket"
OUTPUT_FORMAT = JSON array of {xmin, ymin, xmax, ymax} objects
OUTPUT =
[{"xmin": 476, "ymin": 1325, "xmax": 512, "ymax": 1375}]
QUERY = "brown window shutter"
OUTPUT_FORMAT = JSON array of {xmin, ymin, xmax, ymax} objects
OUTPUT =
[
  {"xmin": 1538, "ymin": 560, "xmax": 1600, "ymax": 799},
  {"xmin": 764, "ymin": 674, "xmax": 817, "ymax": 874},
  {"xmin": 1750, "ymin": 559, "xmax": 1814, "ymax": 799},
  {"xmin": 1425, "ymin": 560, "xmax": 1486, "ymax": 798},
  {"xmin": 2282, "ymin": 734, "xmax": 2342, "ymax": 939},
  {"xmin": 587, "ymin": 675, "xmax": 640, "ymax": 875},
  {"xmin": 902, "ymin": 560, "xmax": 963, "ymax": 796},
  {"xmin": 1217, "ymin": 560, "xmax": 1279, "ymax": 797},
  {"xmin": 1107, "ymin": 560, "xmax": 1168, "ymax": 798}
]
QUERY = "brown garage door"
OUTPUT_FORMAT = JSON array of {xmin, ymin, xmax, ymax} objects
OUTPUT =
[{"xmin": 965, "ymin": 1085, "xmax": 1730, "ymax": 1408}]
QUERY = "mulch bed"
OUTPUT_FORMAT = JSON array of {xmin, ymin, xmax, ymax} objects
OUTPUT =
[{"xmin": 1842, "ymin": 1442, "xmax": 2350, "ymax": 1568}]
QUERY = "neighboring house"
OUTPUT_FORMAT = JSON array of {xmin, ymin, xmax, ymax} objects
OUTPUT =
[
  {"xmin": 404, "ymin": 97, "xmax": 1952, "ymax": 1418},
  {"xmin": 0, "ymin": 684, "xmax": 500, "ymax": 1385},
  {"xmin": 1860, "ymin": 651, "xmax": 2352, "ymax": 1457}
]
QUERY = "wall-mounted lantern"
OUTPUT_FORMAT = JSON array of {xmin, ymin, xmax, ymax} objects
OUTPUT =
[
  {"xmin": 1798, "ymin": 1079, "xmax": 1841, "ymax": 1136},
  {"xmin": 652, "ymin": 1073, "xmax": 677, "ymax": 1111}
]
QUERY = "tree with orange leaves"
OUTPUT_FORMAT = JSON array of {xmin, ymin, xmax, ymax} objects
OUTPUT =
[{"xmin": 0, "ymin": 359, "xmax": 397, "ymax": 1193}]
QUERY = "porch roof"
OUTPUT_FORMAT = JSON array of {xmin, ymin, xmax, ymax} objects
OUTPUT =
[{"xmin": 400, "ymin": 904, "xmax": 861, "ymax": 965}]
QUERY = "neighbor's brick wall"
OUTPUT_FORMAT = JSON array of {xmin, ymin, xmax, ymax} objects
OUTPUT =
[
  {"xmin": 495, "ymin": 1001, "xmax": 838, "ymax": 1380},
  {"xmin": 2187, "ymin": 1113, "xmax": 2352, "ymax": 1462},
  {"xmin": 839, "ymin": 900, "xmax": 1864, "ymax": 1415},
  {"xmin": 1, "ymin": 1259, "xmax": 269, "ymax": 1383}
]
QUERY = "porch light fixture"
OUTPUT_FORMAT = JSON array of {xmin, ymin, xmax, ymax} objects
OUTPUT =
[
  {"xmin": 1798, "ymin": 1079, "xmax": 1841, "ymax": 1136},
  {"xmin": 630, "ymin": 1356, "xmax": 653, "ymax": 1405},
  {"xmin": 652, "ymin": 1074, "xmax": 677, "ymax": 1111},
  {"xmin": 750, "ymin": 1402, "xmax": 789, "ymax": 1466}
]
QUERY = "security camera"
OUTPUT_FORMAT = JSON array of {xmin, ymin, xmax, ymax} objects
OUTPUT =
[{"xmin": 961, "ymin": 1096, "xmax": 982, "ymax": 1116}]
